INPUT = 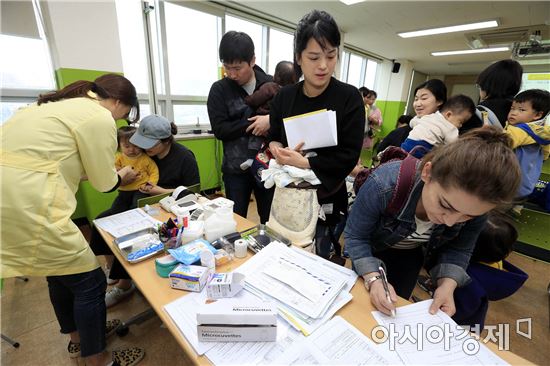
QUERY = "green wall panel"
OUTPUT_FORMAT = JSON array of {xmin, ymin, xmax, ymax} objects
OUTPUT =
[
  {"xmin": 55, "ymin": 68, "xmax": 122, "ymax": 87},
  {"xmin": 376, "ymin": 100, "xmax": 407, "ymax": 137},
  {"xmin": 178, "ymin": 137, "xmax": 223, "ymax": 191}
]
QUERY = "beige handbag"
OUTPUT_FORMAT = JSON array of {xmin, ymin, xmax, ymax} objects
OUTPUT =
[{"xmin": 266, "ymin": 186, "xmax": 320, "ymax": 249}]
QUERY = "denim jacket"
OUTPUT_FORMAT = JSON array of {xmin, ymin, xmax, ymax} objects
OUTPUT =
[{"xmin": 344, "ymin": 160, "xmax": 487, "ymax": 287}]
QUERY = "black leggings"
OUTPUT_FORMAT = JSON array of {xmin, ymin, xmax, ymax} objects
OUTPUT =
[{"xmin": 374, "ymin": 246, "xmax": 424, "ymax": 299}]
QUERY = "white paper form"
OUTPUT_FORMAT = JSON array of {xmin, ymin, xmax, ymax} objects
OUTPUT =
[
  {"xmin": 93, "ymin": 208, "xmax": 161, "ymax": 238},
  {"xmin": 270, "ymin": 316, "xmax": 401, "ymax": 365},
  {"xmin": 238, "ymin": 242, "xmax": 350, "ymax": 319},
  {"xmin": 163, "ymin": 292, "xmax": 217, "ymax": 356},
  {"xmin": 372, "ymin": 300, "xmax": 508, "ymax": 365},
  {"xmin": 283, "ymin": 109, "xmax": 337, "ymax": 150}
]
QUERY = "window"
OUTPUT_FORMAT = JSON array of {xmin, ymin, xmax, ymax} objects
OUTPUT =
[
  {"xmin": 114, "ymin": 0, "xmax": 149, "ymax": 94},
  {"xmin": 0, "ymin": 0, "xmax": 55, "ymax": 123},
  {"xmin": 173, "ymin": 104, "xmax": 210, "ymax": 128},
  {"xmin": 268, "ymin": 28, "xmax": 294, "ymax": 75},
  {"xmin": 339, "ymin": 50, "xmax": 378, "ymax": 90},
  {"xmin": 225, "ymin": 15, "xmax": 264, "ymax": 69},
  {"xmin": 165, "ymin": 3, "xmax": 219, "ymax": 96},
  {"xmin": 364, "ymin": 60, "xmax": 377, "ymax": 90},
  {"xmin": 347, "ymin": 54, "xmax": 363, "ymax": 88}
]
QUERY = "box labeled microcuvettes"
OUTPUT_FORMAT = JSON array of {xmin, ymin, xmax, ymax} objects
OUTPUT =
[{"xmin": 197, "ymin": 299, "xmax": 277, "ymax": 342}]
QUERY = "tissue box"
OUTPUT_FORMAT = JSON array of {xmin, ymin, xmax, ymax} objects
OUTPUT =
[
  {"xmin": 206, "ymin": 272, "xmax": 245, "ymax": 299},
  {"xmin": 197, "ymin": 299, "xmax": 277, "ymax": 342},
  {"xmin": 169, "ymin": 264, "xmax": 210, "ymax": 292}
]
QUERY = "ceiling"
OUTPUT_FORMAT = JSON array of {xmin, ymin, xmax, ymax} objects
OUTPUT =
[{"xmin": 227, "ymin": 1, "xmax": 550, "ymax": 75}]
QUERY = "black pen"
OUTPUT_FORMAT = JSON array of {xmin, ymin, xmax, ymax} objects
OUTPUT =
[{"xmin": 378, "ymin": 266, "xmax": 396, "ymax": 317}]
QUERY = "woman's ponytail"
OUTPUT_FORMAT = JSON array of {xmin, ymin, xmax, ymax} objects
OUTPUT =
[
  {"xmin": 37, "ymin": 80, "xmax": 95, "ymax": 105},
  {"xmin": 36, "ymin": 74, "xmax": 139, "ymax": 122}
]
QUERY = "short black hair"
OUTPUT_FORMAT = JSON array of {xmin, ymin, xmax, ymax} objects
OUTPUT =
[
  {"xmin": 470, "ymin": 213, "xmax": 516, "ymax": 263},
  {"xmin": 358, "ymin": 86, "xmax": 370, "ymax": 97},
  {"xmin": 476, "ymin": 59, "xmax": 523, "ymax": 99},
  {"xmin": 441, "ymin": 94, "xmax": 476, "ymax": 116},
  {"xmin": 397, "ymin": 114, "xmax": 413, "ymax": 127},
  {"xmin": 414, "ymin": 79, "xmax": 447, "ymax": 107},
  {"xmin": 294, "ymin": 10, "xmax": 340, "ymax": 79},
  {"xmin": 514, "ymin": 89, "xmax": 550, "ymax": 118},
  {"xmin": 273, "ymin": 61, "xmax": 296, "ymax": 86},
  {"xmin": 219, "ymin": 31, "xmax": 255, "ymax": 64},
  {"xmin": 367, "ymin": 89, "xmax": 377, "ymax": 98}
]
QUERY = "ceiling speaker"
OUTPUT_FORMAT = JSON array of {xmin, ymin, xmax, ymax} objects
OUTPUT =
[{"xmin": 392, "ymin": 62, "xmax": 401, "ymax": 73}]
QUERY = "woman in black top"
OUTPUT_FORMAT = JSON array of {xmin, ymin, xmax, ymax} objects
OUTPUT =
[
  {"xmin": 460, "ymin": 59, "xmax": 523, "ymax": 133},
  {"xmin": 268, "ymin": 10, "xmax": 365, "ymax": 259},
  {"xmin": 90, "ymin": 114, "xmax": 200, "ymax": 307}
]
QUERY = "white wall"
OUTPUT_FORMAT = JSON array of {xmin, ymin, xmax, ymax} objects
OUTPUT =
[
  {"xmin": 41, "ymin": 0, "xmax": 122, "ymax": 72},
  {"xmin": 375, "ymin": 59, "xmax": 414, "ymax": 102}
]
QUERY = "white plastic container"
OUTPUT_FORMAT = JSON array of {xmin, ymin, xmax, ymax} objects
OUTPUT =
[
  {"xmin": 204, "ymin": 207, "xmax": 237, "ymax": 242},
  {"xmin": 180, "ymin": 220, "xmax": 204, "ymax": 245}
]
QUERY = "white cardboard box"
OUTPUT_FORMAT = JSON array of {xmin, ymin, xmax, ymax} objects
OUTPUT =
[
  {"xmin": 197, "ymin": 299, "xmax": 277, "ymax": 342},
  {"xmin": 169, "ymin": 264, "xmax": 210, "ymax": 292},
  {"xmin": 206, "ymin": 272, "xmax": 245, "ymax": 299}
]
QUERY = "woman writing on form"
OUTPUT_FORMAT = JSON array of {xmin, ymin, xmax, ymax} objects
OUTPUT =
[{"xmin": 345, "ymin": 128, "xmax": 521, "ymax": 316}]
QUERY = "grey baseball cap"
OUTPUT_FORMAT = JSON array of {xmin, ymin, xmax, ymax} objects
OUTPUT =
[{"xmin": 130, "ymin": 114, "xmax": 172, "ymax": 149}]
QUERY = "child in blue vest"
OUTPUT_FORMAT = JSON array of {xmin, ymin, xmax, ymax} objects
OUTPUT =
[
  {"xmin": 503, "ymin": 89, "xmax": 550, "ymax": 202},
  {"xmin": 452, "ymin": 213, "xmax": 528, "ymax": 330}
]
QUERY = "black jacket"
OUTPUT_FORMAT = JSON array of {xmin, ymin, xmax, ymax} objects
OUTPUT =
[
  {"xmin": 207, "ymin": 65, "xmax": 273, "ymax": 174},
  {"xmin": 376, "ymin": 125, "xmax": 412, "ymax": 154}
]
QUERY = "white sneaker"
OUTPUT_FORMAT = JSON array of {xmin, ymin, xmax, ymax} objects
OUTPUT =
[
  {"xmin": 105, "ymin": 283, "xmax": 135, "ymax": 308},
  {"xmin": 104, "ymin": 266, "xmax": 119, "ymax": 285}
]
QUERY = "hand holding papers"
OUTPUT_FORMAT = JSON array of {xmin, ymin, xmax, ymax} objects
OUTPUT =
[{"xmin": 283, "ymin": 109, "xmax": 337, "ymax": 150}]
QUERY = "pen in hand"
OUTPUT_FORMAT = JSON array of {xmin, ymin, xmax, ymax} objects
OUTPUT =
[{"xmin": 378, "ymin": 266, "xmax": 396, "ymax": 317}]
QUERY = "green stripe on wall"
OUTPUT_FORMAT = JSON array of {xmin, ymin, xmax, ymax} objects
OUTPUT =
[
  {"xmin": 376, "ymin": 100, "xmax": 407, "ymax": 137},
  {"xmin": 55, "ymin": 68, "xmax": 123, "ymax": 88}
]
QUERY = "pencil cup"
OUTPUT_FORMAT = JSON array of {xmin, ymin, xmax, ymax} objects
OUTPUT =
[{"xmin": 162, "ymin": 237, "xmax": 180, "ymax": 252}]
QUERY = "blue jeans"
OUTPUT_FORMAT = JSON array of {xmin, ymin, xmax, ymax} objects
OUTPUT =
[
  {"xmin": 223, "ymin": 172, "xmax": 274, "ymax": 224},
  {"xmin": 47, "ymin": 267, "xmax": 107, "ymax": 357}
]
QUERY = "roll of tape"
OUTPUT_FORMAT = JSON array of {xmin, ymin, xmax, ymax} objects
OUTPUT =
[{"xmin": 234, "ymin": 239, "xmax": 248, "ymax": 258}]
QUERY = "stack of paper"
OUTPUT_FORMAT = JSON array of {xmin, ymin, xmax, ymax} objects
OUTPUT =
[
  {"xmin": 283, "ymin": 109, "xmax": 337, "ymax": 150},
  {"xmin": 236, "ymin": 242, "xmax": 357, "ymax": 335},
  {"xmin": 372, "ymin": 300, "xmax": 508, "ymax": 365},
  {"xmin": 93, "ymin": 208, "xmax": 161, "ymax": 238}
]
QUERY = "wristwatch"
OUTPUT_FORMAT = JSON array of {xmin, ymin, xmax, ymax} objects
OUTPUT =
[{"xmin": 364, "ymin": 275, "xmax": 382, "ymax": 292}]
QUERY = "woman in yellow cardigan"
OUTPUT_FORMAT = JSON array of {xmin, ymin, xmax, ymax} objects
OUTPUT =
[{"xmin": 1, "ymin": 74, "xmax": 144, "ymax": 366}]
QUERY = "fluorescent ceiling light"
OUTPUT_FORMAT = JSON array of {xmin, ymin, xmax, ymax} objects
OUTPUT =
[
  {"xmin": 431, "ymin": 47, "xmax": 510, "ymax": 56},
  {"xmin": 340, "ymin": 0, "xmax": 365, "ymax": 5},
  {"xmin": 398, "ymin": 20, "xmax": 498, "ymax": 38}
]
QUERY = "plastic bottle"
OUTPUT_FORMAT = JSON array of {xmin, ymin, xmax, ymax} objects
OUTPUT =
[
  {"xmin": 204, "ymin": 206, "xmax": 237, "ymax": 242},
  {"xmin": 179, "ymin": 220, "xmax": 204, "ymax": 245}
]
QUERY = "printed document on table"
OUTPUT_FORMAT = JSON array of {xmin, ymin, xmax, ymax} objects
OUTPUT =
[
  {"xmin": 164, "ymin": 292, "xmax": 217, "ymax": 355},
  {"xmin": 283, "ymin": 109, "xmax": 337, "ymax": 150},
  {"xmin": 372, "ymin": 300, "xmax": 508, "ymax": 365},
  {"xmin": 237, "ymin": 242, "xmax": 353, "ymax": 319},
  {"xmin": 269, "ymin": 316, "xmax": 402, "ymax": 365},
  {"xmin": 93, "ymin": 208, "xmax": 161, "ymax": 238},
  {"xmin": 204, "ymin": 290, "xmax": 305, "ymax": 365}
]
